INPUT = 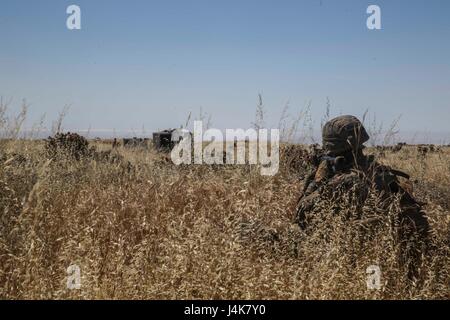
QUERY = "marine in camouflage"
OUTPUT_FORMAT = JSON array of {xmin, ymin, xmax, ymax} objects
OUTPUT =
[{"xmin": 295, "ymin": 115, "xmax": 430, "ymax": 279}]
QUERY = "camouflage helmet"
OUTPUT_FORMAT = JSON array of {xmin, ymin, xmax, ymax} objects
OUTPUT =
[{"xmin": 322, "ymin": 115, "xmax": 369, "ymax": 155}]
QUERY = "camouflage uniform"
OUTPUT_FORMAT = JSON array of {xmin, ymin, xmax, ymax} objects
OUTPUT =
[{"xmin": 295, "ymin": 116, "xmax": 430, "ymax": 278}]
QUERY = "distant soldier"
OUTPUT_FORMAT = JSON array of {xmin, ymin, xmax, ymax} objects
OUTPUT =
[{"xmin": 295, "ymin": 115, "xmax": 430, "ymax": 279}]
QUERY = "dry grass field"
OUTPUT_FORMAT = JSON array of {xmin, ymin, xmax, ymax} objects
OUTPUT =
[{"xmin": 0, "ymin": 134, "xmax": 448, "ymax": 300}]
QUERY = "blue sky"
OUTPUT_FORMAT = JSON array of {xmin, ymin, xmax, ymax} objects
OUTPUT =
[{"xmin": 1, "ymin": 0, "xmax": 449, "ymax": 140}]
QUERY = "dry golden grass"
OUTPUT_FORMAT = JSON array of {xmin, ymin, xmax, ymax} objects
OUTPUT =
[{"xmin": 0, "ymin": 139, "xmax": 449, "ymax": 300}]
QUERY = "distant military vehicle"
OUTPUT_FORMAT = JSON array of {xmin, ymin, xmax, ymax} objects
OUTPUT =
[
  {"xmin": 152, "ymin": 129, "xmax": 191, "ymax": 151},
  {"xmin": 122, "ymin": 137, "xmax": 149, "ymax": 148},
  {"xmin": 152, "ymin": 129, "xmax": 175, "ymax": 151}
]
